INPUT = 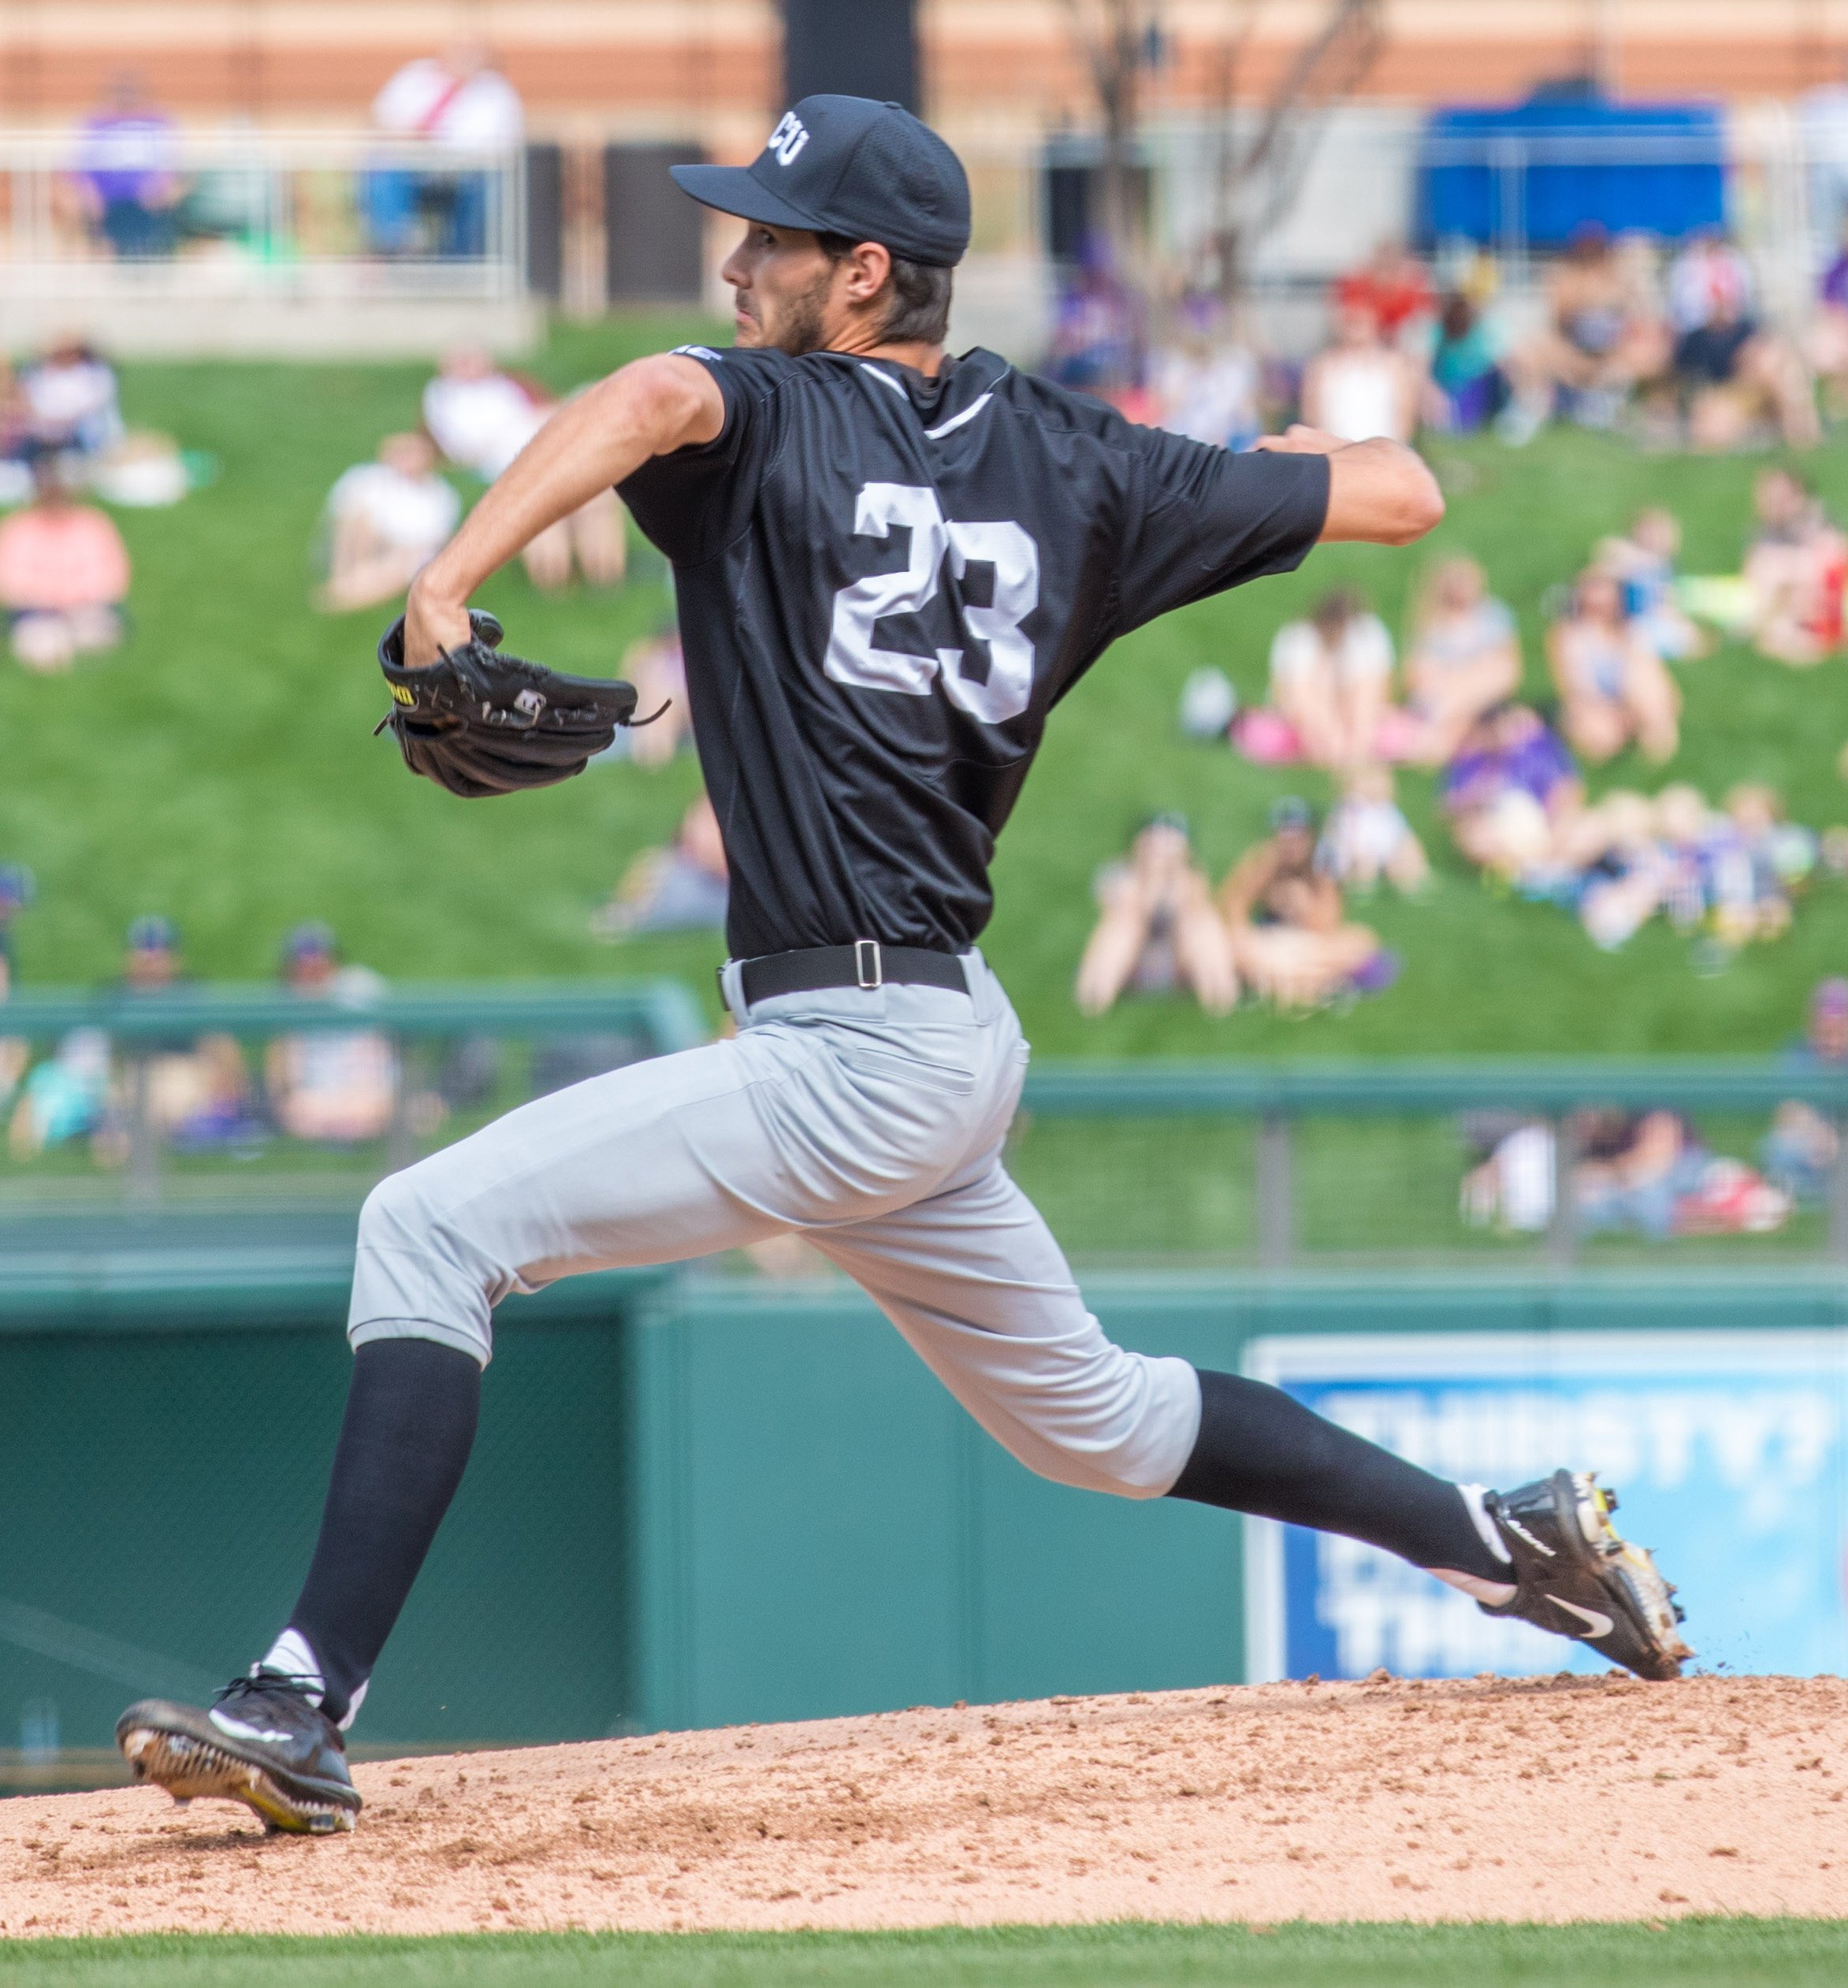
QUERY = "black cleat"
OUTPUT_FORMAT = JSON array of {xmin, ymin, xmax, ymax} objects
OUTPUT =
[
  {"xmin": 1481, "ymin": 1469, "xmax": 1692, "ymax": 1681},
  {"xmin": 117, "ymin": 1669, "xmax": 360, "ymax": 1835}
]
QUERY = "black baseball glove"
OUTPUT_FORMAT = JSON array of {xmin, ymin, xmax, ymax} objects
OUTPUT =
[{"xmin": 375, "ymin": 611, "xmax": 647, "ymax": 799}]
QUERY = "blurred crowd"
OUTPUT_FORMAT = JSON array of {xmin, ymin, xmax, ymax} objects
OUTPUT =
[
  {"xmin": 1065, "ymin": 223, "xmax": 1848, "ymax": 1028},
  {"xmin": 315, "ymin": 345, "xmax": 627, "ymax": 614},
  {"xmin": 1050, "ymin": 224, "xmax": 1848, "ymax": 458},
  {"xmin": 55, "ymin": 49, "xmax": 521, "ymax": 269},
  {"xmin": 0, "ymin": 337, "xmax": 203, "ymax": 672},
  {"xmin": 1086, "ymin": 481, "xmax": 1839, "ymax": 1022},
  {"xmin": 0, "ymin": 913, "xmax": 407, "ymax": 1164},
  {"xmin": 1459, "ymin": 973, "xmax": 1848, "ymax": 1243}
]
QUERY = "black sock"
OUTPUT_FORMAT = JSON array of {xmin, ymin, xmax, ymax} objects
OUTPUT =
[
  {"xmin": 284, "ymin": 1339, "xmax": 482, "ymax": 1724},
  {"xmin": 1168, "ymin": 1368, "xmax": 1504, "ymax": 1581}
]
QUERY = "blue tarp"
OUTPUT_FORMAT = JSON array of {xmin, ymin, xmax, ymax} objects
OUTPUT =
[{"xmin": 1416, "ymin": 93, "xmax": 1727, "ymax": 249}]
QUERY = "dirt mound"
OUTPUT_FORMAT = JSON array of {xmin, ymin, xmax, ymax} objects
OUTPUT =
[{"xmin": 1, "ymin": 1674, "xmax": 1843, "ymax": 1937}]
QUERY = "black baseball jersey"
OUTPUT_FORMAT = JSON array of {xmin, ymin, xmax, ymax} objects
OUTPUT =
[{"xmin": 619, "ymin": 345, "xmax": 1328, "ymax": 960}]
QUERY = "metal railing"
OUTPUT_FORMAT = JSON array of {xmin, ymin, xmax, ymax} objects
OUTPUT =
[
  {"xmin": 1010, "ymin": 1058, "xmax": 1848, "ymax": 1273},
  {"xmin": 0, "ymin": 128, "xmax": 526, "ymax": 300}
]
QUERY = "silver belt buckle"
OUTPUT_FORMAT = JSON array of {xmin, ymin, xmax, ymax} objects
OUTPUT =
[{"xmin": 853, "ymin": 938, "xmax": 883, "ymax": 990}]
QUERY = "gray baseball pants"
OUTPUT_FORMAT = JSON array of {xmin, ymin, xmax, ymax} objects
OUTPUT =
[{"xmin": 348, "ymin": 949, "xmax": 1201, "ymax": 1498}]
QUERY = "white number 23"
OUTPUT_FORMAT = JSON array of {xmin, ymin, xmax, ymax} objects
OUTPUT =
[{"xmin": 824, "ymin": 483, "xmax": 1039, "ymax": 725}]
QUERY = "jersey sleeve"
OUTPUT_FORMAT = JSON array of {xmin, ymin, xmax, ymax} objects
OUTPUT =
[
  {"xmin": 1110, "ymin": 432, "xmax": 1329, "ymax": 636},
  {"xmin": 617, "ymin": 346, "xmax": 790, "ymax": 568}
]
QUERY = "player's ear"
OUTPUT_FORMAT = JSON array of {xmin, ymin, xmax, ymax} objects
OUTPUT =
[{"xmin": 842, "ymin": 241, "xmax": 893, "ymax": 307}]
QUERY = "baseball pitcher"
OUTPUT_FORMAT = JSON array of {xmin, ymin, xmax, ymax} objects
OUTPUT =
[{"xmin": 120, "ymin": 97, "xmax": 1688, "ymax": 1835}]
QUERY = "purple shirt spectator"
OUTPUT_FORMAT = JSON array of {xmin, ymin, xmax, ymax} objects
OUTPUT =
[
  {"xmin": 71, "ymin": 74, "xmax": 180, "ymax": 260},
  {"xmin": 1441, "ymin": 708, "xmax": 1577, "ymax": 816},
  {"xmin": 1824, "ymin": 253, "xmax": 1848, "ymax": 310},
  {"xmin": 76, "ymin": 108, "xmax": 177, "ymax": 209}
]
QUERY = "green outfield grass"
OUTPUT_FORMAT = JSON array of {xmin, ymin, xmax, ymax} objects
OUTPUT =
[
  {"xmin": 3, "ymin": 315, "xmax": 1848, "ymax": 1057},
  {"xmin": 6, "ymin": 1920, "xmax": 1848, "ymax": 1986}
]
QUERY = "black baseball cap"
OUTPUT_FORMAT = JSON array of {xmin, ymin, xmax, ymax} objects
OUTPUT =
[{"xmin": 671, "ymin": 94, "xmax": 970, "ymax": 269}]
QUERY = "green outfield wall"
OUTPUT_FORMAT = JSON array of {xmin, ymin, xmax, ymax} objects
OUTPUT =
[{"xmin": 3, "ymin": 1237, "xmax": 1844, "ymax": 1783}]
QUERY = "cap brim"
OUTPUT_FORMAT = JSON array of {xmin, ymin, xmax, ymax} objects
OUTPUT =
[{"xmin": 669, "ymin": 163, "xmax": 824, "ymax": 234}]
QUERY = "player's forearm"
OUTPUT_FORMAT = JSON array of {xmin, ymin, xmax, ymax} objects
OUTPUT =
[{"xmin": 413, "ymin": 356, "xmax": 721, "ymax": 615}]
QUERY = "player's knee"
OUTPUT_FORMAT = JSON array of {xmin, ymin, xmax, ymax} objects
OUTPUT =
[
  {"xmin": 1003, "ymin": 1350, "xmax": 1201, "ymax": 1499},
  {"xmin": 356, "ymin": 1161, "xmax": 448, "ymax": 1257}
]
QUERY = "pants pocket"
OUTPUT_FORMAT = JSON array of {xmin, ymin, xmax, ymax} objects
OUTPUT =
[{"xmin": 835, "ymin": 1043, "xmax": 979, "ymax": 1097}]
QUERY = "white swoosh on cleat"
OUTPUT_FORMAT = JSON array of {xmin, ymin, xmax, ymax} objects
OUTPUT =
[
  {"xmin": 210, "ymin": 1710, "xmax": 294, "ymax": 1745},
  {"xmin": 1549, "ymin": 1596, "xmax": 1615, "ymax": 1638}
]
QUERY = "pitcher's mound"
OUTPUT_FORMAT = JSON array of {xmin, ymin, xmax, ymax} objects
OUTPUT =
[{"xmin": 2, "ymin": 1674, "xmax": 1844, "ymax": 1937}]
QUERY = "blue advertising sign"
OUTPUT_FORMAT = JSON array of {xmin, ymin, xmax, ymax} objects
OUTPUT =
[{"xmin": 1243, "ymin": 1330, "xmax": 1848, "ymax": 1682}]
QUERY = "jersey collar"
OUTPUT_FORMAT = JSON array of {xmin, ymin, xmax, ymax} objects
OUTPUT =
[{"xmin": 844, "ymin": 347, "xmax": 1012, "ymax": 430}]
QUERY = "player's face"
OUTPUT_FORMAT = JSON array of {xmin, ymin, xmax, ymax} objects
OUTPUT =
[{"xmin": 722, "ymin": 223, "xmax": 841, "ymax": 356}]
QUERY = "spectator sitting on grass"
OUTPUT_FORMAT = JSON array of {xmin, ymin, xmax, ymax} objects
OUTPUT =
[
  {"xmin": 615, "ymin": 627, "xmax": 690, "ymax": 769},
  {"xmin": 1573, "ymin": 1107, "xmax": 1789, "ymax": 1240},
  {"xmin": 1462, "ymin": 1107, "xmax": 1790, "ymax": 1238},
  {"xmin": 1073, "ymin": 814, "xmax": 1236, "ymax": 1019},
  {"xmin": 422, "ymin": 346, "xmax": 627, "ymax": 593},
  {"xmin": 1761, "ymin": 977, "xmax": 1848, "ymax": 1206},
  {"xmin": 1741, "ymin": 466, "xmax": 1848, "ymax": 666},
  {"xmin": 1500, "ymin": 225, "xmax": 1671, "ymax": 444},
  {"xmin": 1217, "ymin": 797, "xmax": 1394, "ymax": 1010},
  {"xmin": 1666, "ymin": 231, "xmax": 1819, "ymax": 453},
  {"xmin": 1440, "ymin": 703, "xmax": 1585, "ymax": 882},
  {"xmin": 590, "ymin": 794, "xmax": 730, "ymax": 940},
  {"xmin": 0, "ymin": 455, "xmax": 130, "ymax": 673},
  {"xmin": 20, "ymin": 336, "xmax": 122, "ymax": 463},
  {"xmin": 1333, "ymin": 239, "xmax": 1436, "ymax": 347},
  {"xmin": 1317, "ymin": 766, "xmax": 1430, "ymax": 895},
  {"xmin": 1262, "ymin": 587, "xmax": 1396, "ymax": 773},
  {"xmin": 1593, "ymin": 508, "xmax": 1705, "ymax": 663},
  {"xmin": 1401, "ymin": 554, "xmax": 1522, "ymax": 766},
  {"xmin": 315, "ymin": 432, "xmax": 461, "ymax": 613},
  {"xmin": 1547, "ymin": 567, "xmax": 1680, "ymax": 765},
  {"xmin": 1422, "ymin": 292, "xmax": 1506, "ymax": 433},
  {"xmin": 1151, "ymin": 318, "xmax": 1262, "ymax": 451},
  {"xmin": 265, "ymin": 923, "xmax": 396, "ymax": 1145},
  {"xmin": 1723, "ymin": 781, "xmax": 1817, "ymax": 927},
  {"xmin": 1300, "ymin": 303, "xmax": 1421, "ymax": 445}
]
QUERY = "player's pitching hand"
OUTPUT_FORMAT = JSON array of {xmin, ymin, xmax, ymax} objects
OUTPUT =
[
  {"xmin": 402, "ymin": 583, "xmax": 474, "ymax": 671},
  {"xmin": 1254, "ymin": 425, "xmax": 1349, "ymax": 456}
]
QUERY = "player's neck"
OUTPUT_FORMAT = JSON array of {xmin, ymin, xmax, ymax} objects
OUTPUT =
[
  {"xmin": 816, "ymin": 330, "xmax": 946, "ymax": 377},
  {"xmin": 867, "ymin": 340, "xmax": 946, "ymax": 378}
]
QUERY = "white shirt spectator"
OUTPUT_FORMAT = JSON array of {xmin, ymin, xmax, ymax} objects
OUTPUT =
[
  {"xmin": 23, "ymin": 350, "xmax": 122, "ymax": 453},
  {"xmin": 422, "ymin": 368, "xmax": 546, "ymax": 480},
  {"xmin": 1667, "ymin": 239, "xmax": 1753, "ymax": 334},
  {"xmin": 326, "ymin": 460, "xmax": 459, "ymax": 556},
  {"xmin": 373, "ymin": 58, "xmax": 524, "ymax": 151},
  {"xmin": 1269, "ymin": 612, "xmax": 1394, "ymax": 689},
  {"xmin": 1153, "ymin": 345, "xmax": 1260, "ymax": 450}
]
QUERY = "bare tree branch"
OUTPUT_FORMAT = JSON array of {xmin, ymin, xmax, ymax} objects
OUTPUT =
[{"xmin": 1209, "ymin": 0, "xmax": 1386, "ymax": 299}]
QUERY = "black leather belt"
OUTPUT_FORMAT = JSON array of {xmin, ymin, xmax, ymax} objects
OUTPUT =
[{"xmin": 735, "ymin": 940, "xmax": 968, "ymax": 1006}]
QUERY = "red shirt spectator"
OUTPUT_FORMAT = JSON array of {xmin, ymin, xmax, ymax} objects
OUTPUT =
[{"xmin": 1335, "ymin": 243, "xmax": 1437, "ymax": 341}]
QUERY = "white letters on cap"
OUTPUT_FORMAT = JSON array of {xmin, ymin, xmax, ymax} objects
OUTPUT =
[{"xmin": 767, "ymin": 111, "xmax": 811, "ymax": 167}]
